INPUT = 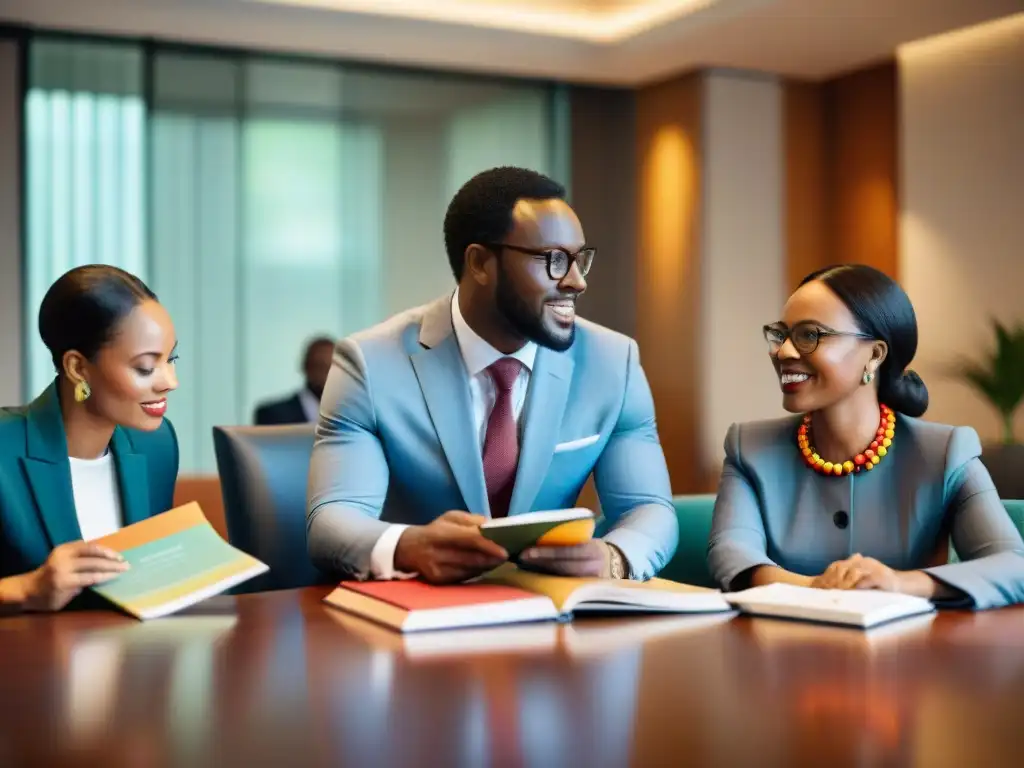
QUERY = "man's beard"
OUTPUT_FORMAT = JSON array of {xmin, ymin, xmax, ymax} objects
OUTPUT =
[{"xmin": 494, "ymin": 267, "xmax": 575, "ymax": 352}]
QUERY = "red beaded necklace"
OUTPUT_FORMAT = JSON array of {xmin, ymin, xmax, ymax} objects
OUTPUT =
[{"xmin": 797, "ymin": 404, "xmax": 896, "ymax": 476}]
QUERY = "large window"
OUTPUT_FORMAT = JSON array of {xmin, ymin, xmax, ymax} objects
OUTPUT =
[
  {"xmin": 25, "ymin": 40, "xmax": 147, "ymax": 402},
  {"xmin": 24, "ymin": 36, "xmax": 569, "ymax": 472}
]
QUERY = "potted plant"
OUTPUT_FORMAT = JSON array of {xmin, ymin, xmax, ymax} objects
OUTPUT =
[{"xmin": 955, "ymin": 320, "xmax": 1024, "ymax": 499}]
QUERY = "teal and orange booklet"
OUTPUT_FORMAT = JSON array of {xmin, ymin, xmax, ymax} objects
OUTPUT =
[
  {"xmin": 89, "ymin": 502, "xmax": 268, "ymax": 620},
  {"xmin": 479, "ymin": 508, "xmax": 598, "ymax": 556}
]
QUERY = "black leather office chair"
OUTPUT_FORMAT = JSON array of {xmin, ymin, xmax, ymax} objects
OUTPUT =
[{"xmin": 213, "ymin": 423, "xmax": 330, "ymax": 593}]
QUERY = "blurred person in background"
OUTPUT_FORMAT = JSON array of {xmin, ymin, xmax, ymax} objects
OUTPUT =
[{"xmin": 254, "ymin": 336, "xmax": 334, "ymax": 425}]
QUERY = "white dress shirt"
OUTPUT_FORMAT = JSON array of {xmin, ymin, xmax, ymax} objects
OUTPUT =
[
  {"xmin": 298, "ymin": 387, "xmax": 321, "ymax": 423},
  {"xmin": 368, "ymin": 289, "xmax": 537, "ymax": 579},
  {"xmin": 69, "ymin": 452, "xmax": 124, "ymax": 541}
]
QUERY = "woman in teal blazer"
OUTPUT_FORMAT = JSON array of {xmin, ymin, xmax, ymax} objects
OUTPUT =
[
  {"xmin": 0, "ymin": 265, "xmax": 179, "ymax": 613},
  {"xmin": 708, "ymin": 264, "xmax": 1024, "ymax": 609}
]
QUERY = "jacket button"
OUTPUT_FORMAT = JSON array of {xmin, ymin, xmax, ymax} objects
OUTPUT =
[{"xmin": 833, "ymin": 510, "xmax": 849, "ymax": 529}]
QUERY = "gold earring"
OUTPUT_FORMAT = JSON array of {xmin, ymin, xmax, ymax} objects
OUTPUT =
[
  {"xmin": 74, "ymin": 380, "xmax": 91, "ymax": 402},
  {"xmin": 862, "ymin": 370, "xmax": 874, "ymax": 385}
]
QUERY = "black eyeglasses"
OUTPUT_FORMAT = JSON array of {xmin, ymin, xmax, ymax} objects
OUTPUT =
[
  {"xmin": 763, "ymin": 322, "xmax": 875, "ymax": 355},
  {"xmin": 487, "ymin": 243, "xmax": 595, "ymax": 281}
]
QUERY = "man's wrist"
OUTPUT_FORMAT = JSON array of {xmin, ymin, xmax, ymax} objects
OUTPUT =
[{"xmin": 392, "ymin": 526, "xmax": 419, "ymax": 575}]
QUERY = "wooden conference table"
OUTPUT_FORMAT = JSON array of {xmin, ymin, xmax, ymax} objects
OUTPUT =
[{"xmin": 1, "ymin": 586, "xmax": 1022, "ymax": 768}]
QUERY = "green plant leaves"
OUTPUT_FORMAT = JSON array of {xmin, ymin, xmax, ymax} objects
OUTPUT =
[{"xmin": 955, "ymin": 320, "xmax": 1024, "ymax": 442}]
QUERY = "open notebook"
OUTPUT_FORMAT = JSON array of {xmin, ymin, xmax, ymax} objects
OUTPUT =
[
  {"xmin": 725, "ymin": 583, "xmax": 936, "ymax": 629},
  {"xmin": 482, "ymin": 564, "xmax": 731, "ymax": 615},
  {"xmin": 323, "ymin": 565, "xmax": 732, "ymax": 633}
]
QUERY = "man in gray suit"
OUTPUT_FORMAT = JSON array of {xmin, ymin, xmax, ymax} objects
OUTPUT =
[{"xmin": 307, "ymin": 167, "xmax": 677, "ymax": 584}]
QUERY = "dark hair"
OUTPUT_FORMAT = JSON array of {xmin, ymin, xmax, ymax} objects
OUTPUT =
[
  {"xmin": 38, "ymin": 265, "xmax": 157, "ymax": 374},
  {"xmin": 800, "ymin": 264, "xmax": 928, "ymax": 417},
  {"xmin": 302, "ymin": 335, "xmax": 335, "ymax": 368},
  {"xmin": 443, "ymin": 166, "xmax": 566, "ymax": 280}
]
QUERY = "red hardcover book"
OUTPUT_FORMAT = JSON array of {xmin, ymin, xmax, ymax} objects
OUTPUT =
[{"xmin": 323, "ymin": 579, "xmax": 559, "ymax": 633}]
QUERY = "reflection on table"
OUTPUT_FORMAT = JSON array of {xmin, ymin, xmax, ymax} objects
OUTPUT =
[{"xmin": 0, "ymin": 588, "xmax": 1022, "ymax": 768}]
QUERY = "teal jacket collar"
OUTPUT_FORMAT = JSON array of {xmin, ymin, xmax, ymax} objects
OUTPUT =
[{"xmin": 21, "ymin": 382, "xmax": 151, "ymax": 548}]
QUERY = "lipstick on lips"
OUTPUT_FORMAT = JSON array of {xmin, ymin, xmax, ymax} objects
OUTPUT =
[
  {"xmin": 780, "ymin": 371, "xmax": 812, "ymax": 394},
  {"xmin": 140, "ymin": 399, "xmax": 167, "ymax": 418}
]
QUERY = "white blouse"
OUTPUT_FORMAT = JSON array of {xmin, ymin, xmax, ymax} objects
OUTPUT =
[{"xmin": 69, "ymin": 452, "xmax": 123, "ymax": 540}]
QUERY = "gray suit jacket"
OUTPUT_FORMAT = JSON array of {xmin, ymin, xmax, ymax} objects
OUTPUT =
[
  {"xmin": 306, "ymin": 295, "xmax": 678, "ymax": 580},
  {"xmin": 708, "ymin": 416, "xmax": 1024, "ymax": 608}
]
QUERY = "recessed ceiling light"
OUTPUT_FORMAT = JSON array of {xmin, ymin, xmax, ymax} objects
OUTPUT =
[{"xmin": 250, "ymin": 0, "xmax": 719, "ymax": 43}]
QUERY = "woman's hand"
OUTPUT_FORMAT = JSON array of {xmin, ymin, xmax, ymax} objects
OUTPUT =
[
  {"xmin": 20, "ymin": 541, "xmax": 129, "ymax": 612},
  {"xmin": 812, "ymin": 553, "xmax": 901, "ymax": 592}
]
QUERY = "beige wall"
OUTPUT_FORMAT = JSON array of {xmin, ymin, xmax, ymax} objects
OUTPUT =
[
  {"xmin": 0, "ymin": 39, "xmax": 22, "ymax": 406},
  {"xmin": 701, "ymin": 71, "xmax": 787, "ymax": 466},
  {"xmin": 899, "ymin": 13, "xmax": 1024, "ymax": 443}
]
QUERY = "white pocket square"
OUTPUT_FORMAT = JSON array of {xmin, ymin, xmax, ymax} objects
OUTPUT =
[{"xmin": 553, "ymin": 434, "xmax": 601, "ymax": 453}]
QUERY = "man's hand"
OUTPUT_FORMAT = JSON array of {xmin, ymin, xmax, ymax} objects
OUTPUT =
[
  {"xmin": 811, "ymin": 553, "xmax": 900, "ymax": 592},
  {"xmin": 394, "ymin": 511, "xmax": 508, "ymax": 584},
  {"xmin": 518, "ymin": 540, "xmax": 616, "ymax": 578},
  {"xmin": 21, "ymin": 541, "xmax": 129, "ymax": 612}
]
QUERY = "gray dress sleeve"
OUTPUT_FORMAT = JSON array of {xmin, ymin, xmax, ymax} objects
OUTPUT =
[
  {"xmin": 707, "ymin": 424, "xmax": 778, "ymax": 590},
  {"xmin": 922, "ymin": 428, "xmax": 1024, "ymax": 609}
]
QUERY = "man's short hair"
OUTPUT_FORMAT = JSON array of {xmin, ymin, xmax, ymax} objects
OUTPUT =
[{"xmin": 443, "ymin": 166, "xmax": 566, "ymax": 281}]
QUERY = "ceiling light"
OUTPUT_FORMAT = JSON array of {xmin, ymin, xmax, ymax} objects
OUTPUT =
[{"xmin": 251, "ymin": 0, "xmax": 719, "ymax": 43}]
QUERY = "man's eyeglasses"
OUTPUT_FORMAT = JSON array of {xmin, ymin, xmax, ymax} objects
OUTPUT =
[
  {"xmin": 487, "ymin": 243, "xmax": 595, "ymax": 281},
  {"xmin": 763, "ymin": 322, "xmax": 875, "ymax": 355}
]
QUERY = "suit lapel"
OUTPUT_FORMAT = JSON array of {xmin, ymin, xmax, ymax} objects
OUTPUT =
[
  {"xmin": 508, "ymin": 347, "xmax": 574, "ymax": 516},
  {"xmin": 22, "ymin": 384, "xmax": 83, "ymax": 547},
  {"xmin": 111, "ymin": 428, "xmax": 151, "ymax": 526},
  {"xmin": 288, "ymin": 394, "xmax": 308, "ymax": 424},
  {"xmin": 410, "ymin": 296, "xmax": 489, "ymax": 516}
]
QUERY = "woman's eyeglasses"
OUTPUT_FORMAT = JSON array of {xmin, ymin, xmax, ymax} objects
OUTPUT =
[
  {"xmin": 763, "ymin": 322, "xmax": 874, "ymax": 355},
  {"xmin": 487, "ymin": 243, "xmax": 595, "ymax": 281}
]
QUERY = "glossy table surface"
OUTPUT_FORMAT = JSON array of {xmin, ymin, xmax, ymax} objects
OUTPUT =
[{"xmin": 1, "ymin": 586, "xmax": 1023, "ymax": 768}]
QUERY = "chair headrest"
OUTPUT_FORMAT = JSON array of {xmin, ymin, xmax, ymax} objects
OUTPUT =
[{"xmin": 212, "ymin": 423, "xmax": 325, "ymax": 591}]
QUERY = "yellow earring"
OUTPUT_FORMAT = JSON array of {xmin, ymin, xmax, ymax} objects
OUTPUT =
[{"xmin": 74, "ymin": 380, "xmax": 91, "ymax": 403}]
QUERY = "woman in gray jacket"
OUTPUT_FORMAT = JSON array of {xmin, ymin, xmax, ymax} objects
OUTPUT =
[{"xmin": 708, "ymin": 264, "xmax": 1024, "ymax": 609}]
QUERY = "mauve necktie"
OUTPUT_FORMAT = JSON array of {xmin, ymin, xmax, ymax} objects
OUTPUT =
[{"xmin": 482, "ymin": 357, "xmax": 523, "ymax": 519}]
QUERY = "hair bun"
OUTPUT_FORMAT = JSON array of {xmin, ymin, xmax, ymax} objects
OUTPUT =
[{"xmin": 882, "ymin": 368, "xmax": 929, "ymax": 417}]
